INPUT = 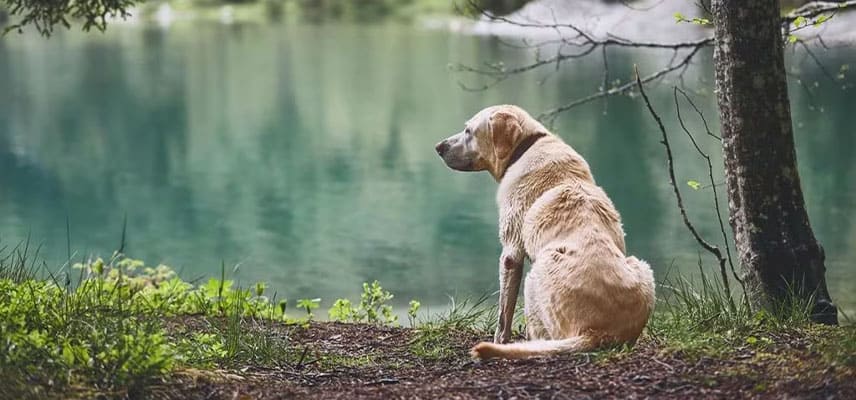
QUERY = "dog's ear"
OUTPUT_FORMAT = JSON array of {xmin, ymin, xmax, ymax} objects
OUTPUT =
[{"xmin": 490, "ymin": 111, "xmax": 523, "ymax": 163}]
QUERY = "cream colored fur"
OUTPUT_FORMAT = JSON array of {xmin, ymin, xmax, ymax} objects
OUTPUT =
[{"xmin": 435, "ymin": 105, "xmax": 656, "ymax": 360}]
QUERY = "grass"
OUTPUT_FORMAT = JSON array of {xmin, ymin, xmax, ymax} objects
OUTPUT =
[
  {"xmin": 648, "ymin": 264, "xmax": 855, "ymax": 367},
  {"xmin": 407, "ymin": 294, "xmax": 499, "ymax": 360},
  {"xmin": 1, "ymin": 241, "xmax": 853, "ymax": 398},
  {"xmin": 0, "ymin": 259, "xmax": 174, "ymax": 397},
  {"xmin": 0, "ymin": 240, "xmax": 421, "ymax": 398},
  {"xmin": 0, "ymin": 242, "xmax": 312, "ymax": 398}
]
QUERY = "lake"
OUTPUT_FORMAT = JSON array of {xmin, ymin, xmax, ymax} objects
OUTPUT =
[{"xmin": 1, "ymin": 21, "xmax": 854, "ymax": 318}]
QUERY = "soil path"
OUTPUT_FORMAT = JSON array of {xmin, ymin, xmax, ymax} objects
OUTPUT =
[{"xmin": 159, "ymin": 319, "xmax": 854, "ymax": 399}]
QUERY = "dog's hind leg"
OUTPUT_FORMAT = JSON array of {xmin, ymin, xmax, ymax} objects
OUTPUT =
[
  {"xmin": 523, "ymin": 271, "xmax": 549, "ymax": 340},
  {"xmin": 625, "ymin": 256, "xmax": 656, "ymax": 324}
]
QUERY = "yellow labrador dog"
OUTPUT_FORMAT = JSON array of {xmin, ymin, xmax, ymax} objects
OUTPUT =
[{"xmin": 435, "ymin": 105, "xmax": 655, "ymax": 359}]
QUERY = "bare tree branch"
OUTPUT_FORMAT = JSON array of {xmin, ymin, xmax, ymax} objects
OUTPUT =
[
  {"xmin": 471, "ymin": 5, "xmax": 714, "ymax": 50},
  {"xmin": 796, "ymin": 39, "xmax": 838, "ymax": 82},
  {"xmin": 635, "ymin": 66, "xmax": 737, "ymax": 309},
  {"xmin": 600, "ymin": 45, "xmax": 610, "ymax": 115},
  {"xmin": 454, "ymin": 0, "xmax": 856, "ymax": 117},
  {"xmin": 450, "ymin": 33, "xmax": 711, "ymax": 92},
  {"xmin": 784, "ymin": 0, "xmax": 856, "ymax": 24},
  {"xmin": 536, "ymin": 45, "xmax": 704, "ymax": 125},
  {"xmin": 674, "ymin": 87, "xmax": 720, "ymax": 140},
  {"xmin": 453, "ymin": 1, "xmax": 717, "ymax": 118},
  {"xmin": 674, "ymin": 87, "xmax": 745, "ymax": 292}
]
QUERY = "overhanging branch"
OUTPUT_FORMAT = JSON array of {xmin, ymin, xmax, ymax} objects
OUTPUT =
[
  {"xmin": 635, "ymin": 66, "xmax": 739, "ymax": 309},
  {"xmin": 783, "ymin": 0, "xmax": 856, "ymax": 24},
  {"xmin": 536, "ymin": 45, "xmax": 705, "ymax": 125},
  {"xmin": 456, "ymin": 0, "xmax": 856, "ymax": 119}
]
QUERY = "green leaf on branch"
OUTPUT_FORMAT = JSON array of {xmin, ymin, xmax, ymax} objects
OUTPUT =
[
  {"xmin": 673, "ymin": 12, "xmax": 710, "ymax": 25},
  {"xmin": 687, "ymin": 180, "xmax": 701, "ymax": 190},
  {"xmin": 793, "ymin": 16, "xmax": 807, "ymax": 27},
  {"xmin": 788, "ymin": 35, "xmax": 798, "ymax": 44}
]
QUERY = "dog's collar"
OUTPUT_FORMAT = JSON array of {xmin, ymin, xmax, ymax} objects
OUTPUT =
[{"xmin": 504, "ymin": 133, "xmax": 547, "ymax": 176}]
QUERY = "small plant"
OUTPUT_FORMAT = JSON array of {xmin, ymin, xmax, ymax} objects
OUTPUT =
[
  {"xmin": 0, "ymin": 245, "xmax": 315, "ymax": 397},
  {"xmin": 1, "ymin": 260, "xmax": 176, "ymax": 393},
  {"xmin": 297, "ymin": 298, "xmax": 321, "ymax": 318},
  {"xmin": 175, "ymin": 333, "xmax": 228, "ymax": 367},
  {"xmin": 358, "ymin": 280, "xmax": 397, "ymax": 325},
  {"xmin": 325, "ymin": 281, "xmax": 398, "ymax": 326},
  {"xmin": 421, "ymin": 294, "xmax": 496, "ymax": 333},
  {"xmin": 328, "ymin": 298, "xmax": 355, "ymax": 321},
  {"xmin": 408, "ymin": 300, "xmax": 421, "ymax": 327}
]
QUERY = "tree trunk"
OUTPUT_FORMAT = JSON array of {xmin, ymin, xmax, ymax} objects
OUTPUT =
[{"xmin": 712, "ymin": 0, "xmax": 837, "ymax": 324}]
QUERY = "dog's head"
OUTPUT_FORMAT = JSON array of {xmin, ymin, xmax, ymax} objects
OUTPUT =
[{"xmin": 435, "ymin": 105, "xmax": 547, "ymax": 180}]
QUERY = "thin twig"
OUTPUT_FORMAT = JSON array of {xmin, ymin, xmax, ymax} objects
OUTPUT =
[
  {"xmin": 674, "ymin": 87, "xmax": 745, "ymax": 292},
  {"xmin": 601, "ymin": 45, "xmax": 609, "ymax": 115},
  {"xmin": 454, "ymin": 0, "xmax": 714, "ymax": 97},
  {"xmin": 537, "ymin": 45, "xmax": 704, "ymax": 125},
  {"xmin": 465, "ymin": 0, "xmax": 714, "ymax": 48},
  {"xmin": 797, "ymin": 40, "xmax": 838, "ymax": 82},
  {"xmin": 783, "ymin": 1, "xmax": 856, "ymax": 24},
  {"xmin": 457, "ymin": 0, "xmax": 856, "ymax": 120},
  {"xmin": 673, "ymin": 87, "xmax": 720, "ymax": 140},
  {"xmin": 635, "ymin": 66, "xmax": 736, "ymax": 310}
]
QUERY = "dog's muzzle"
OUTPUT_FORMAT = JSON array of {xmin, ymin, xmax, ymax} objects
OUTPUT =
[{"xmin": 435, "ymin": 140, "xmax": 450, "ymax": 156}]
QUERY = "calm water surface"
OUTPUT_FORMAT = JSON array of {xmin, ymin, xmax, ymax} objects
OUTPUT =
[{"xmin": 1, "ymin": 22, "xmax": 854, "ymax": 316}]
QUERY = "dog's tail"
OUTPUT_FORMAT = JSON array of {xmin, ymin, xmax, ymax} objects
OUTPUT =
[{"xmin": 470, "ymin": 335, "xmax": 596, "ymax": 360}]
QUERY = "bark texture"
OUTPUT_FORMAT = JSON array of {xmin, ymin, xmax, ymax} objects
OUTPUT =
[{"xmin": 712, "ymin": 0, "xmax": 837, "ymax": 324}]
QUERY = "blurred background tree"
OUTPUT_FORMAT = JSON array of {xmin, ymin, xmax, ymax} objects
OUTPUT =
[{"xmin": 1, "ymin": 0, "xmax": 136, "ymax": 35}]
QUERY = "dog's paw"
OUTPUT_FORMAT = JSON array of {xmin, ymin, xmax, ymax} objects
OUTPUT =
[{"xmin": 470, "ymin": 342, "xmax": 494, "ymax": 360}]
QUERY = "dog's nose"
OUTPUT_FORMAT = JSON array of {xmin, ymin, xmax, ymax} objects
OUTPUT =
[{"xmin": 435, "ymin": 141, "xmax": 450, "ymax": 156}]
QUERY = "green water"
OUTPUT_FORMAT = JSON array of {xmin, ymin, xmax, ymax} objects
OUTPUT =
[{"xmin": 1, "ymin": 22, "xmax": 854, "ymax": 316}]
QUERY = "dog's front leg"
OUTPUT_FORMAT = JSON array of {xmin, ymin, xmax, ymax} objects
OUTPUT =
[{"xmin": 495, "ymin": 249, "xmax": 524, "ymax": 344}]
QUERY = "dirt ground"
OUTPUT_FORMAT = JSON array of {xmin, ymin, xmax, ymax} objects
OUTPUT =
[{"xmin": 153, "ymin": 319, "xmax": 855, "ymax": 400}]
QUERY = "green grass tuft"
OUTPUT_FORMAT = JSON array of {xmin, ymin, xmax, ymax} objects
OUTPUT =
[
  {"xmin": 0, "ymin": 245, "xmax": 309, "ymax": 397},
  {"xmin": 648, "ymin": 268, "xmax": 852, "ymax": 363}
]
